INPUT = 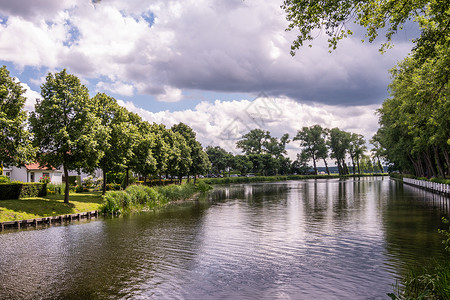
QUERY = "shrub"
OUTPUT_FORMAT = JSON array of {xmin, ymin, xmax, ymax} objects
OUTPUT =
[
  {"xmin": 196, "ymin": 181, "xmax": 213, "ymax": 192},
  {"xmin": 0, "ymin": 175, "xmax": 11, "ymax": 183}
]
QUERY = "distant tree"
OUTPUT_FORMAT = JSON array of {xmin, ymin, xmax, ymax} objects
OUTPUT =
[
  {"xmin": 131, "ymin": 121, "xmax": 157, "ymax": 183},
  {"xmin": 348, "ymin": 133, "xmax": 367, "ymax": 174},
  {"xmin": 328, "ymin": 128, "xmax": 351, "ymax": 175},
  {"xmin": 291, "ymin": 151, "xmax": 311, "ymax": 175},
  {"xmin": 236, "ymin": 129, "xmax": 270, "ymax": 155},
  {"xmin": 206, "ymin": 146, "xmax": 232, "ymax": 175},
  {"xmin": 232, "ymin": 155, "xmax": 253, "ymax": 175},
  {"xmin": 30, "ymin": 70, "xmax": 107, "ymax": 203},
  {"xmin": 0, "ymin": 66, "xmax": 35, "ymax": 168},
  {"xmin": 293, "ymin": 125, "xmax": 327, "ymax": 175}
]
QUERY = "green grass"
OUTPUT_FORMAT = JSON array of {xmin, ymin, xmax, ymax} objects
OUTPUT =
[
  {"xmin": 100, "ymin": 183, "xmax": 202, "ymax": 214},
  {"xmin": 0, "ymin": 192, "xmax": 103, "ymax": 222}
]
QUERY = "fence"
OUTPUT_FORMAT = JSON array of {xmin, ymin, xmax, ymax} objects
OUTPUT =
[{"xmin": 403, "ymin": 178, "xmax": 450, "ymax": 196}]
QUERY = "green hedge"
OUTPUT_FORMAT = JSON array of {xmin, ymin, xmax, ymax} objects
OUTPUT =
[{"xmin": 0, "ymin": 183, "xmax": 47, "ymax": 200}]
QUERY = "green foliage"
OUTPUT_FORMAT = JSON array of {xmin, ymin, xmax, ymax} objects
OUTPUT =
[
  {"xmin": 195, "ymin": 181, "xmax": 213, "ymax": 192},
  {"xmin": 100, "ymin": 183, "xmax": 197, "ymax": 214},
  {"xmin": 0, "ymin": 66, "xmax": 35, "ymax": 166},
  {"xmin": 438, "ymin": 218, "xmax": 450, "ymax": 253},
  {"xmin": 0, "ymin": 175, "xmax": 10, "ymax": 183},
  {"xmin": 29, "ymin": 69, "xmax": 108, "ymax": 203},
  {"xmin": 0, "ymin": 183, "xmax": 46, "ymax": 200},
  {"xmin": 390, "ymin": 261, "xmax": 450, "ymax": 299},
  {"xmin": 155, "ymin": 183, "xmax": 196, "ymax": 202},
  {"xmin": 281, "ymin": 1, "xmax": 448, "ymax": 54},
  {"xmin": 0, "ymin": 183, "xmax": 21, "ymax": 200}
]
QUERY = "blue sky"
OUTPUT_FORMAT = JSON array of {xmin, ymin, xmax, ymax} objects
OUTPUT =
[{"xmin": 0, "ymin": 0, "xmax": 417, "ymax": 159}]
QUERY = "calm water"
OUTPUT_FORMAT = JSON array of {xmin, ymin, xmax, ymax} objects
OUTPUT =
[{"xmin": 1, "ymin": 177, "xmax": 449, "ymax": 299}]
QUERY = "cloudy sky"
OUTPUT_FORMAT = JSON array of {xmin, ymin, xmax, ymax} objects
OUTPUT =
[{"xmin": 0, "ymin": 0, "xmax": 418, "ymax": 160}]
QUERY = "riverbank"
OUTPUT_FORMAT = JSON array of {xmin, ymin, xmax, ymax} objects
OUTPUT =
[
  {"xmin": 0, "ymin": 192, "xmax": 102, "ymax": 223},
  {"xmin": 200, "ymin": 173, "xmax": 388, "ymax": 185}
]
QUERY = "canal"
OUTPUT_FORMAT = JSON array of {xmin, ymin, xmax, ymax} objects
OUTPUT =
[{"xmin": 0, "ymin": 177, "xmax": 449, "ymax": 299}]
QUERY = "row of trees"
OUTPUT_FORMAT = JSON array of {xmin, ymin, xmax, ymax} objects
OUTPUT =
[
  {"xmin": 1, "ymin": 67, "xmax": 210, "ymax": 203},
  {"xmin": 375, "ymin": 48, "xmax": 449, "ymax": 178},
  {"xmin": 206, "ymin": 127, "xmax": 383, "ymax": 177},
  {"xmin": 282, "ymin": 1, "xmax": 449, "ymax": 179}
]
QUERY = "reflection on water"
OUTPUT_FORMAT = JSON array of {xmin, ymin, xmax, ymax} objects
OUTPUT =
[{"xmin": 0, "ymin": 177, "xmax": 449, "ymax": 299}]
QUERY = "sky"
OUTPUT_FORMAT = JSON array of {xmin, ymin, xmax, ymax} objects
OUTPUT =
[{"xmin": 0, "ymin": 0, "xmax": 419, "ymax": 161}]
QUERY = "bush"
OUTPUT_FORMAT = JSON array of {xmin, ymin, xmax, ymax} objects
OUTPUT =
[
  {"xmin": 0, "ymin": 175, "xmax": 10, "ymax": 183},
  {"xmin": 196, "ymin": 181, "xmax": 213, "ymax": 192},
  {"xmin": 0, "ymin": 183, "xmax": 47, "ymax": 200},
  {"xmin": 100, "ymin": 183, "xmax": 197, "ymax": 214}
]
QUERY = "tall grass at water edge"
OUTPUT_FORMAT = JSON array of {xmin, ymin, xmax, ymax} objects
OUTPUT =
[{"xmin": 100, "ymin": 183, "xmax": 207, "ymax": 214}]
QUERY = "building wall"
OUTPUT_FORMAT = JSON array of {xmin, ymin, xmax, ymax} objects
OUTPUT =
[{"xmin": 3, "ymin": 166, "xmax": 63, "ymax": 184}]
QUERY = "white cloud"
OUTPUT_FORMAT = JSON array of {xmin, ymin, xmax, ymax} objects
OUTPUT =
[
  {"xmin": 96, "ymin": 81, "xmax": 134, "ymax": 97},
  {"xmin": 0, "ymin": 0, "xmax": 414, "ymax": 105},
  {"xmin": 20, "ymin": 82, "xmax": 40, "ymax": 112},
  {"xmin": 118, "ymin": 96, "xmax": 380, "ymax": 160}
]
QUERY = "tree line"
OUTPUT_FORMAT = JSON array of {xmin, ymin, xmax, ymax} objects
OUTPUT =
[
  {"xmin": 0, "ymin": 67, "xmax": 210, "ymax": 203},
  {"xmin": 206, "ymin": 126, "xmax": 383, "ymax": 178}
]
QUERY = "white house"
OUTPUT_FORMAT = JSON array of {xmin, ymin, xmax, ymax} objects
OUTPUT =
[
  {"xmin": 2, "ymin": 163, "xmax": 63, "ymax": 184},
  {"xmin": 2, "ymin": 163, "xmax": 102, "ymax": 184}
]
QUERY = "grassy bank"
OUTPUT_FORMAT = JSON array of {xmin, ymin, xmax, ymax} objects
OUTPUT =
[
  {"xmin": 100, "ymin": 182, "xmax": 211, "ymax": 214},
  {"xmin": 200, "ymin": 173, "xmax": 388, "ymax": 185},
  {"xmin": 0, "ymin": 192, "xmax": 103, "ymax": 222},
  {"xmin": 390, "ymin": 173, "xmax": 450, "ymax": 184}
]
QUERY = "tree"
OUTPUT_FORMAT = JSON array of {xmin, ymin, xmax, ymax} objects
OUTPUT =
[
  {"xmin": 92, "ymin": 93, "xmax": 131, "ymax": 194},
  {"xmin": 232, "ymin": 155, "xmax": 253, "ymax": 175},
  {"xmin": 236, "ymin": 129, "xmax": 270, "ymax": 155},
  {"xmin": 206, "ymin": 146, "xmax": 232, "ymax": 175},
  {"xmin": 293, "ymin": 125, "xmax": 327, "ymax": 175},
  {"xmin": 328, "ymin": 128, "xmax": 351, "ymax": 175},
  {"xmin": 348, "ymin": 133, "xmax": 367, "ymax": 174},
  {"xmin": 291, "ymin": 151, "xmax": 311, "ymax": 175},
  {"xmin": 30, "ymin": 70, "xmax": 107, "ymax": 203},
  {"xmin": 131, "ymin": 121, "xmax": 157, "ymax": 183},
  {"xmin": 0, "ymin": 66, "xmax": 35, "ymax": 168},
  {"xmin": 281, "ymin": 1, "xmax": 449, "ymax": 55},
  {"xmin": 376, "ymin": 53, "xmax": 449, "ymax": 177}
]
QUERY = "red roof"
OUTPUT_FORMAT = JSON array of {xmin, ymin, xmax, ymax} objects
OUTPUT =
[{"xmin": 25, "ymin": 163, "xmax": 56, "ymax": 171}]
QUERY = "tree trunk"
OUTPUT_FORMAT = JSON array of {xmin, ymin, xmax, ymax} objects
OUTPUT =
[
  {"xmin": 424, "ymin": 150, "xmax": 437, "ymax": 178},
  {"xmin": 377, "ymin": 156, "xmax": 383, "ymax": 173},
  {"xmin": 336, "ymin": 160, "xmax": 342, "ymax": 175},
  {"xmin": 312, "ymin": 155, "xmax": 318, "ymax": 175},
  {"xmin": 343, "ymin": 162, "xmax": 349, "ymax": 175},
  {"xmin": 102, "ymin": 168, "xmax": 107, "ymax": 195},
  {"xmin": 323, "ymin": 158, "xmax": 330, "ymax": 175},
  {"xmin": 356, "ymin": 156, "xmax": 361, "ymax": 174},
  {"xmin": 442, "ymin": 146, "xmax": 450, "ymax": 176},
  {"xmin": 434, "ymin": 145, "xmax": 445, "ymax": 178},
  {"xmin": 194, "ymin": 175, "xmax": 197, "ymax": 184},
  {"xmin": 63, "ymin": 164, "xmax": 70, "ymax": 204},
  {"xmin": 350, "ymin": 156, "xmax": 356, "ymax": 175},
  {"xmin": 125, "ymin": 168, "xmax": 129, "ymax": 188}
]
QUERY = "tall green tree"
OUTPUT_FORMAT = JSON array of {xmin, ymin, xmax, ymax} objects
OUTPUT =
[
  {"xmin": 92, "ymin": 93, "xmax": 132, "ymax": 194},
  {"xmin": 236, "ymin": 129, "xmax": 271, "ymax": 155},
  {"xmin": 293, "ymin": 125, "xmax": 327, "ymax": 175},
  {"xmin": 348, "ymin": 133, "xmax": 367, "ymax": 174},
  {"xmin": 30, "ymin": 70, "xmax": 107, "ymax": 203},
  {"xmin": 206, "ymin": 146, "xmax": 233, "ymax": 175},
  {"xmin": 328, "ymin": 128, "xmax": 351, "ymax": 175},
  {"xmin": 0, "ymin": 66, "xmax": 35, "ymax": 168}
]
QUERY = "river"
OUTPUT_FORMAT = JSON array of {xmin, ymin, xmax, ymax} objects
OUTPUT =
[{"xmin": 0, "ymin": 177, "xmax": 449, "ymax": 299}]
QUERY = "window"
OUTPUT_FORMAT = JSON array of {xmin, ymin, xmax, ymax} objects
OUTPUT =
[
  {"xmin": 43, "ymin": 172, "xmax": 50, "ymax": 177},
  {"xmin": 5, "ymin": 172, "xmax": 10, "ymax": 177},
  {"xmin": 30, "ymin": 172, "xmax": 35, "ymax": 182}
]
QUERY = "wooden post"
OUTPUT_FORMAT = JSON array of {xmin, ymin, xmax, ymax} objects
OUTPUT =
[{"xmin": 16, "ymin": 221, "xmax": 20, "ymax": 229}]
